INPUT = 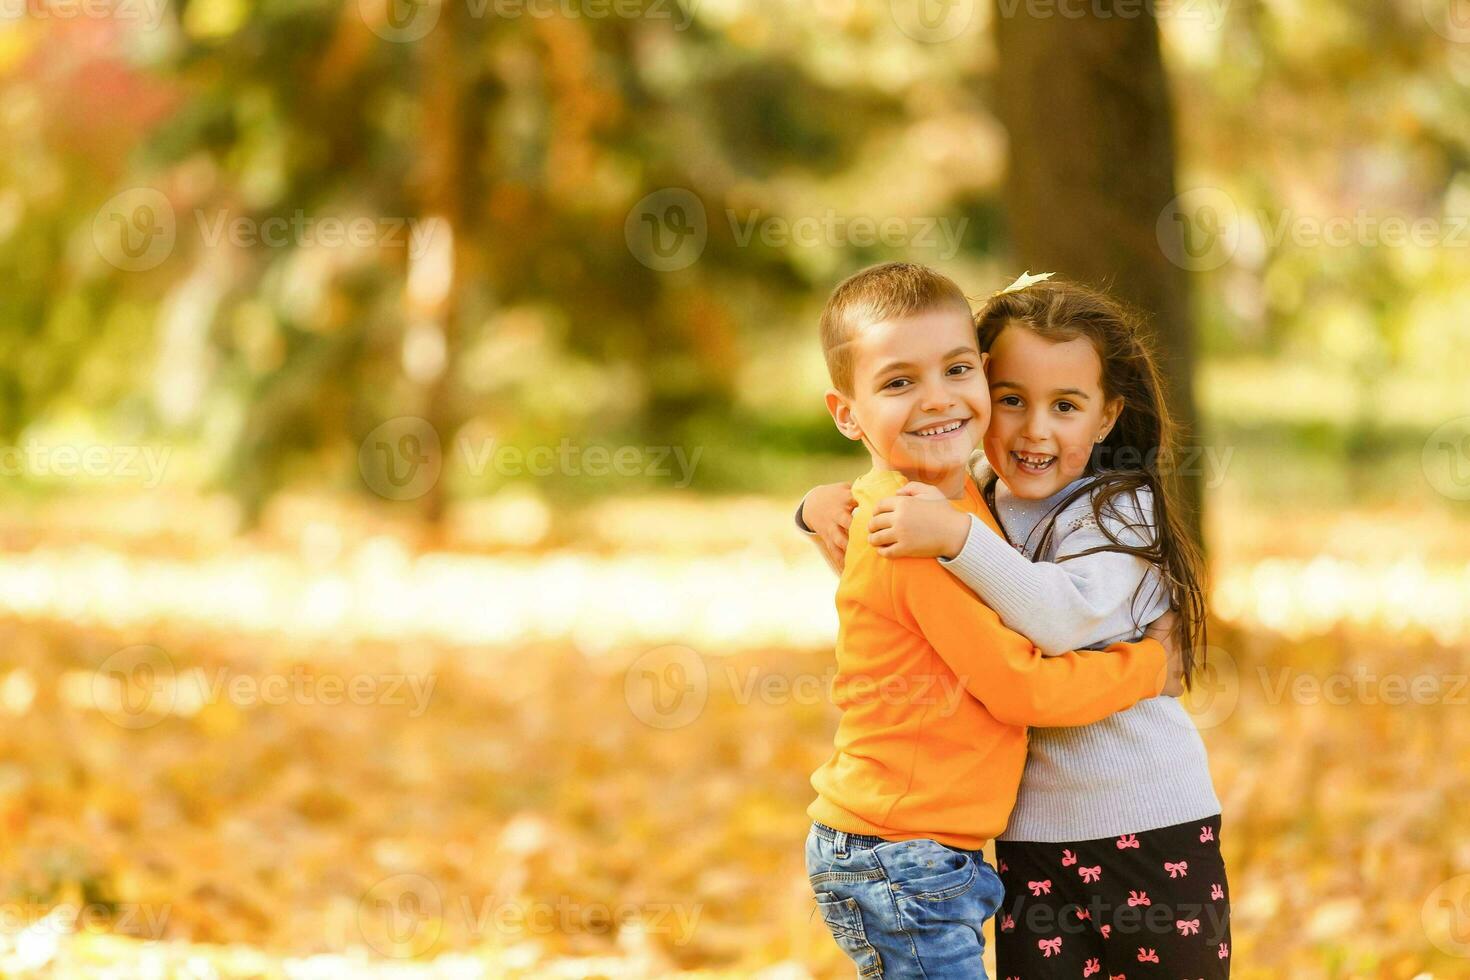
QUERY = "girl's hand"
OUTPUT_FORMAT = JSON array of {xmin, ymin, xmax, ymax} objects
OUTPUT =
[
  {"xmin": 868, "ymin": 492, "xmax": 970, "ymax": 559},
  {"xmin": 802, "ymin": 482, "xmax": 856, "ymax": 573},
  {"xmin": 895, "ymin": 481, "xmax": 948, "ymax": 501},
  {"xmin": 1145, "ymin": 609, "xmax": 1185, "ymax": 697}
]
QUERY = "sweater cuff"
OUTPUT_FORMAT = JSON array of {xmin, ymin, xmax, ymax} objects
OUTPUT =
[
  {"xmin": 937, "ymin": 514, "xmax": 1044, "ymax": 613},
  {"xmin": 794, "ymin": 495, "xmax": 817, "ymax": 536}
]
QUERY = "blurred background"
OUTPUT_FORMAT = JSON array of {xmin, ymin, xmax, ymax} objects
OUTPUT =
[{"xmin": 0, "ymin": 0, "xmax": 1469, "ymax": 976}]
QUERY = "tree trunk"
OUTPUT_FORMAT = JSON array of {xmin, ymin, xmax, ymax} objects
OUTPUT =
[{"xmin": 992, "ymin": 3, "xmax": 1203, "ymax": 546}]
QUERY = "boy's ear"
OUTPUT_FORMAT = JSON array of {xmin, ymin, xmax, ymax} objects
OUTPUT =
[
  {"xmin": 825, "ymin": 388, "xmax": 864, "ymax": 442},
  {"xmin": 979, "ymin": 351, "xmax": 990, "ymax": 374}
]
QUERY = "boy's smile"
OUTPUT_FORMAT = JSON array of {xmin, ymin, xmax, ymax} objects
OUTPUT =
[{"xmin": 826, "ymin": 308, "xmax": 990, "ymax": 499}]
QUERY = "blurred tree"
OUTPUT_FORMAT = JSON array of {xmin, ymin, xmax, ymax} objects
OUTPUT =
[
  {"xmin": 96, "ymin": 2, "xmax": 911, "ymax": 524},
  {"xmin": 993, "ymin": 2, "xmax": 1203, "ymax": 544}
]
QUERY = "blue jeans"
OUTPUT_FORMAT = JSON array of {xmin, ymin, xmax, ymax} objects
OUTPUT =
[{"xmin": 805, "ymin": 822, "xmax": 1004, "ymax": 979}]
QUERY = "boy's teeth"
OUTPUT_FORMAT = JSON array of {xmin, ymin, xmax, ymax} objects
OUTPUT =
[{"xmin": 915, "ymin": 420, "xmax": 963, "ymax": 436}]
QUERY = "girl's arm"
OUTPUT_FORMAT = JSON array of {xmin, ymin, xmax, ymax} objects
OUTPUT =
[
  {"xmin": 872, "ymin": 487, "xmax": 1170, "ymax": 656},
  {"xmin": 796, "ymin": 482, "xmax": 855, "ymax": 575}
]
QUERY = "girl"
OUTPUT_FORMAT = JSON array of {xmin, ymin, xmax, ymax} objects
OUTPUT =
[{"xmin": 799, "ymin": 275, "xmax": 1230, "ymax": 978}]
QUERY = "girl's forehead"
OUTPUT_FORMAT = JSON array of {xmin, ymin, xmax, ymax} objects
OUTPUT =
[{"xmin": 989, "ymin": 325, "xmax": 1104, "ymax": 385}]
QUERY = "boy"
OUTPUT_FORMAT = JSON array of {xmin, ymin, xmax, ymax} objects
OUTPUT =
[{"xmin": 804, "ymin": 262, "xmax": 1179, "ymax": 979}]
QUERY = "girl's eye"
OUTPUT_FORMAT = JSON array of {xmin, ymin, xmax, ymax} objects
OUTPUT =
[
  {"xmin": 1056, "ymin": 401, "xmax": 1077, "ymax": 413},
  {"xmin": 998, "ymin": 395, "xmax": 1022, "ymax": 407}
]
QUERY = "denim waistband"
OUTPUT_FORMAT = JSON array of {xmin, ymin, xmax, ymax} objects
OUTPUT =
[{"xmin": 810, "ymin": 821, "xmax": 892, "ymax": 849}]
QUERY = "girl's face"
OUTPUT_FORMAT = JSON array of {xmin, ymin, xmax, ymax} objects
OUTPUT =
[{"xmin": 982, "ymin": 324, "xmax": 1124, "ymax": 500}]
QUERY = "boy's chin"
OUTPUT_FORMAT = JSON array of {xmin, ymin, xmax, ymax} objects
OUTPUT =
[{"xmin": 894, "ymin": 448, "xmax": 977, "ymax": 482}]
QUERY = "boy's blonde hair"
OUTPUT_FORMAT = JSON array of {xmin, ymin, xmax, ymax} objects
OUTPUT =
[{"xmin": 820, "ymin": 262, "xmax": 971, "ymax": 394}]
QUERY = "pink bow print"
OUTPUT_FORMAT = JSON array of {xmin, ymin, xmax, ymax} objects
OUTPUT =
[
  {"xmin": 1127, "ymin": 890, "xmax": 1151, "ymax": 907},
  {"xmin": 1164, "ymin": 860, "xmax": 1189, "ymax": 878},
  {"xmin": 1177, "ymin": 918, "xmax": 1201, "ymax": 936},
  {"xmin": 1038, "ymin": 937, "xmax": 1062, "ymax": 958},
  {"xmin": 1218, "ymin": 943, "xmax": 1230, "ymax": 959},
  {"xmin": 1100, "ymin": 925, "xmax": 1112, "ymax": 939},
  {"xmin": 1211, "ymin": 883, "xmax": 1225, "ymax": 900},
  {"xmin": 1116, "ymin": 834, "xmax": 1140, "ymax": 849},
  {"xmin": 1108, "ymin": 975, "xmax": 1125, "ymax": 980},
  {"xmin": 1200, "ymin": 825, "xmax": 1215, "ymax": 843},
  {"xmin": 1028, "ymin": 879, "xmax": 1053, "ymax": 896},
  {"xmin": 1136, "ymin": 947, "xmax": 1160, "ymax": 963},
  {"xmin": 998, "ymin": 860, "xmax": 1008, "ymax": 873},
  {"xmin": 1079, "ymin": 865, "xmax": 1102, "ymax": 883},
  {"xmin": 1075, "ymin": 907, "xmax": 1092, "ymax": 922},
  {"xmin": 1083, "ymin": 958, "xmax": 1101, "ymax": 977},
  {"xmin": 1001, "ymin": 914, "xmax": 1015, "ymax": 932},
  {"xmin": 1061, "ymin": 848, "xmax": 1078, "ymax": 866}
]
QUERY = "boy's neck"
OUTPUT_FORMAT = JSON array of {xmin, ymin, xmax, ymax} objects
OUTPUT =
[{"xmin": 868, "ymin": 454, "xmax": 970, "ymax": 500}]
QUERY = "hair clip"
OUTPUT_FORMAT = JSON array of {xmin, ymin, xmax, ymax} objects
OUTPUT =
[{"xmin": 995, "ymin": 270, "xmax": 1054, "ymax": 295}]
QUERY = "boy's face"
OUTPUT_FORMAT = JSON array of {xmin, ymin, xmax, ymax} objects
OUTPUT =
[{"xmin": 826, "ymin": 307, "xmax": 990, "ymax": 489}]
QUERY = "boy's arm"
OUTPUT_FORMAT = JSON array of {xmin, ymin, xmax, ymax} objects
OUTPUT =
[{"xmin": 888, "ymin": 552, "xmax": 1168, "ymax": 727}]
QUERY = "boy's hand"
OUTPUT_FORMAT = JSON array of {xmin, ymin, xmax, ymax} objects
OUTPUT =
[
  {"xmin": 868, "ymin": 489, "xmax": 971, "ymax": 560},
  {"xmin": 1146, "ymin": 608, "xmax": 1185, "ymax": 697},
  {"xmin": 802, "ymin": 482, "xmax": 856, "ymax": 573}
]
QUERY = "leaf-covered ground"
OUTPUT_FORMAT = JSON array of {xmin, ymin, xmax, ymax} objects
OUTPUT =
[{"xmin": 0, "ymin": 494, "xmax": 1465, "ymax": 978}]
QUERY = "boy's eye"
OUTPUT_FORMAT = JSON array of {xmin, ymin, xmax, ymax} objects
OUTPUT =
[
  {"xmin": 883, "ymin": 378, "xmax": 912, "ymax": 391},
  {"xmin": 947, "ymin": 363, "xmax": 973, "ymax": 376}
]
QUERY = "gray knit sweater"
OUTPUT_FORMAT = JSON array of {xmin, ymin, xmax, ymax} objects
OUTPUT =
[{"xmin": 939, "ymin": 470, "xmax": 1220, "ymax": 842}]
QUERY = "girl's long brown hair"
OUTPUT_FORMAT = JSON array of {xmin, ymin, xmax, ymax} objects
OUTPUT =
[{"xmin": 974, "ymin": 278, "xmax": 1208, "ymax": 686}]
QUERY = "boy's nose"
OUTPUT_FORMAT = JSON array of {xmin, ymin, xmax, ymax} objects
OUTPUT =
[{"xmin": 917, "ymin": 383, "xmax": 954, "ymax": 412}]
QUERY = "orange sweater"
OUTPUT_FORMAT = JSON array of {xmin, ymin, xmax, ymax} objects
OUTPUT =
[{"xmin": 808, "ymin": 468, "xmax": 1168, "ymax": 850}]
